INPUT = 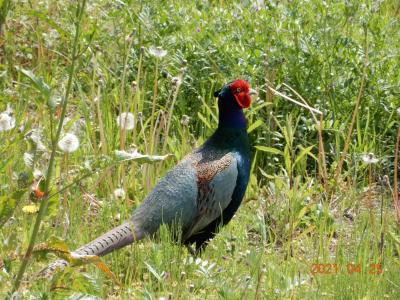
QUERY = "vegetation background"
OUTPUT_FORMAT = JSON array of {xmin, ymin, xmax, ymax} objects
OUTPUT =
[{"xmin": 1, "ymin": 0, "xmax": 399, "ymax": 298}]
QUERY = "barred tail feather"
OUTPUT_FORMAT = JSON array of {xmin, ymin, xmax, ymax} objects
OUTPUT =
[
  {"xmin": 74, "ymin": 221, "xmax": 141, "ymax": 256},
  {"xmin": 40, "ymin": 221, "xmax": 143, "ymax": 277}
]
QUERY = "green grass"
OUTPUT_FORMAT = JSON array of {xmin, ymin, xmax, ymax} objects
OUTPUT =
[{"xmin": 1, "ymin": 0, "xmax": 400, "ymax": 298}]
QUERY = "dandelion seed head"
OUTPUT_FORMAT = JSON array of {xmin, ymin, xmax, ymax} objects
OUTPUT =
[
  {"xmin": 0, "ymin": 108, "xmax": 16, "ymax": 132},
  {"xmin": 149, "ymin": 46, "xmax": 167, "ymax": 58},
  {"xmin": 131, "ymin": 81, "xmax": 138, "ymax": 92},
  {"xmin": 48, "ymin": 94, "xmax": 61, "ymax": 110},
  {"xmin": 58, "ymin": 133, "xmax": 80, "ymax": 153},
  {"xmin": 116, "ymin": 112, "xmax": 135, "ymax": 130},
  {"xmin": 362, "ymin": 152, "xmax": 379, "ymax": 165},
  {"xmin": 113, "ymin": 188, "xmax": 126, "ymax": 199},
  {"xmin": 180, "ymin": 115, "xmax": 190, "ymax": 126}
]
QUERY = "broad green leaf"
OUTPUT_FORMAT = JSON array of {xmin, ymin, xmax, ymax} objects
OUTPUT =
[
  {"xmin": 199, "ymin": 96, "xmax": 218, "ymax": 123},
  {"xmin": 15, "ymin": 66, "xmax": 51, "ymax": 98},
  {"xmin": 33, "ymin": 237, "xmax": 121, "ymax": 286},
  {"xmin": 293, "ymin": 145, "xmax": 316, "ymax": 168},
  {"xmin": 144, "ymin": 261, "xmax": 163, "ymax": 282},
  {"xmin": 0, "ymin": 190, "xmax": 26, "ymax": 227},
  {"xmin": 197, "ymin": 112, "xmax": 211, "ymax": 129},
  {"xmin": 284, "ymin": 144, "xmax": 292, "ymax": 173},
  {"xmin": 258, "ymin": 167, "xmax": 275, "ymax": 179},
  {"xmin": 293, "ymin": 204, "xmax": 314, "ymax": 229},
  {"xmin": 247, "ymin": 119, "xmax": 263, "ymax": 133},
  {"xmin": 254, "ymin": 145, "xmax": 283, "ymax": 156},
  {"xmin": 114, "ymin": 150, "xmax": 172, "ymax": 163},
  {"xmin": 45, "ymin": 193, "xmax": 60, "ymax": 220}
]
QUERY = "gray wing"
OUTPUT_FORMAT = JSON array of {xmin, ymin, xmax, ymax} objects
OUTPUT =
[
  {"xmin": 185, "ymin": 155, "xmax": 238, "ymax": 238},
  {"xmin": 130, "ymin": 159, "xmax": 199, "ymax": 236}
]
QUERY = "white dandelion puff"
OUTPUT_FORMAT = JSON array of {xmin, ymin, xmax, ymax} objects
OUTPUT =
[
  {"xmin": 149, "ymin": 46, "xmax": 167, "ymax": 58},
  {"xmin": 116, "ymin": 112, "xmax": 135, "ymax": 130},
  {"xmin": 0, "ymin": 106, "xmax": 16, "ymax": 132},
  {"xmin": 23, "ymin": 152, "xmax": 34, "ymax": 168},
  {"xmin": 113, "ymin": 188, "xmax": 126, "ymax": 199},
  {"xmin": 58, "ymin": 133, "xmax": 80, "ymax": 153},
  {"xmin": 362, "ymin": 153, "xmax": 379, "ymax": 165}
]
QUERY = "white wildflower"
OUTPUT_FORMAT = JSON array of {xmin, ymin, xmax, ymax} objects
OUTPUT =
[
  {"xmin": 23, "ymin": 152, "xmax": 34, "ymax": 168},
  {"xmin": 0, "ymin": 105, "xmax": 15, "ymax": 132},
  {"xmin": 116, "ymin": 112, "xmax": 135, "ymax": 130},
  {"xmin": 397, "ymin": 107, "xmax": 400, "ymax": 117},
  {"xmin": 113, "ymin": 188, "xmax": 126, "ymax": 200},
  {"xmin": 149, "ymin": 46, "xmax": 167, "ymax": 58},
  {"xmin": 58, "ymin": 133, "xmax": 80, "ymax": 153},
  {"xmin": 362, "ymin": 153, "xmax": 379, "ymax": 165}
]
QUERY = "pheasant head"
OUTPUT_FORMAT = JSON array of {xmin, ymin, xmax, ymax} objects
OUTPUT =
[{"xmin": 214, "ymin": 79, "xmax": 257, "ymax": 128}]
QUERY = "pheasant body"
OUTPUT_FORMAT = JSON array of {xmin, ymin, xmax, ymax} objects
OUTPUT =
[{"xmin": 43, "ymin": 79, "xmax": 254, "ymax": 273}]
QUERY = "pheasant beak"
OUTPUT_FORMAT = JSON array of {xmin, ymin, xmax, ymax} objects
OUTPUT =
[{"xmin": 249, "ymin": 88, "xmax": 257, "ymax": 96}]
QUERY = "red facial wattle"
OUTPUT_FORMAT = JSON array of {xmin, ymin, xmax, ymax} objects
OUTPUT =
[{"xmin": 229, "ymin": 79, "xmax": 252, "ymax": 109}]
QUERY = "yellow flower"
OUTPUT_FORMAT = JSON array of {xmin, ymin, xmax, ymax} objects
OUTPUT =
[{"xmin": 22, "ymin": 204, "xmax": 39, "ymax": 214}]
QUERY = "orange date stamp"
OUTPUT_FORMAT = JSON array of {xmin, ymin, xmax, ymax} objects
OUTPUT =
[{"xmin": 311, "ymin": 263, "xmax": 383, "ymax": 275}]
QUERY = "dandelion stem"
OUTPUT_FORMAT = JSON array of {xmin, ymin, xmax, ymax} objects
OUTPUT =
[
  {"xmin": 163, "ymin": 77, "xmax": 183, "ymax": 154},
  {"xmin": 12, "ymin": 0, "xmax": 87, "ymax": 292},
  {"xmin": 150, "ymin": 58, "xmax": 159, "ymax": 154}
]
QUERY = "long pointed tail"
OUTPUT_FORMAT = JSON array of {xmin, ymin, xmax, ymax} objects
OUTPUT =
[
  {"xmin": 40, "ymin": 220, "xmax": 143, "ymax": 276},
  {"xmin": 74, "ymin": 221, "xmax": 140, "ymax": 256}
]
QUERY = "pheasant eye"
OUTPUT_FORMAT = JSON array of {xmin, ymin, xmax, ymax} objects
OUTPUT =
[{"xmin": 236, "ymin": 88, "xmax": 241, "ymax": 93}]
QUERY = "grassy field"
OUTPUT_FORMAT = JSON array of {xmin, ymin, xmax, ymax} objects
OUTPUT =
[{"xmin": 1, "ymin": 0, "xmax": 400, "ymax": 298}]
